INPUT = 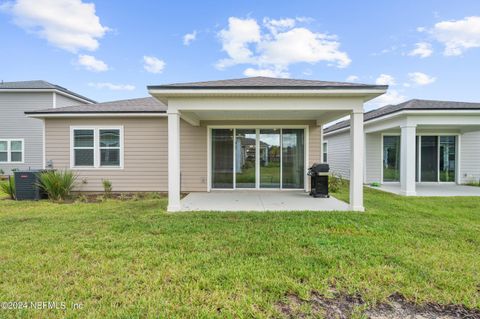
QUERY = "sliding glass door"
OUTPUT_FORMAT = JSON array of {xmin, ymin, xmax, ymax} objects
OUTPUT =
[
  {"xmin": 235, "ymin": 129, "xmax": 257, "ymax": 188},
  {"xmin": 417, "ymin": 135, "xmax": 456, "ymax": 182},
  {"xmin": 259, "ymin": 129, "xmax": 281, "ymax": 188},
  {"xmin": 282, "ymin": 129, "xmax": 305, "ymax": 189},
  {"xmin": 439, "ymin": 136, "xmax": 456, "ymax": 182},
  {"xmin": 382, "ymin": 136, "xmax": 400, "ymax": 182},
  {"xmin": 211, "ymin": 128, "xmax": 305, "ymax": 189},
  {"xmin": 211, "ymin": 129, "xmax": 234, "ymax": 188}
]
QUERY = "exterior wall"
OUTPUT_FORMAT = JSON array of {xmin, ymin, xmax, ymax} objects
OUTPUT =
[
  {"xmin": 460, "ymin": 130, "xmax": 480, "ymax": 184},
  {"xmin": 55, "ymin": 93, "xmax": 86, "ymax": 108},
  {"xmin": 365, "ymin": 133, "xmax": 382, "ymax": 183},
  {"xmin": 44, "ymin": 118, "xmax": 321, "ymax": 193},
  {"xmin": 0, "ymin": 92, "xmax": 53, "ymax": 174},
  {"xmin": 323, "ymin": 130, "xmax": 351, "ymax": 179},
  {"xmin": 45, "ymin": 117, "xmax": 168, "ymax": 192}
]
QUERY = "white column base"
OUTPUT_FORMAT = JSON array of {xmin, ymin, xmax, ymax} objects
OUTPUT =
[
  {"xmin": 167, "ymin": 204, "xmax": 182, "ymax": 212},
  {"xmin": 350, "ymin": 205, "xmax": 365, "ymax": 212},
  {"xmin": 400, "ymin": 190, "xmax": 416, "ymax": 196}
]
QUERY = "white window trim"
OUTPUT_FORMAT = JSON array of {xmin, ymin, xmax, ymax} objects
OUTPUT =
[
  {"xmin": 70, "ymin": 126, "xmax": 124, "ymax": 170},
  {"xmin": 0, "ymin": 138, "xmax": 25, "ymax": 164}
]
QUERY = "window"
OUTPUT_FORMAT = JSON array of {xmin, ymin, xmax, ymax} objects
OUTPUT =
[
  {"xmin": 0, "ymin": 139, "xmax": 24, "ymax": 163},
  {"xmin": 322, "ymin": 142, "xmax": 328, "ymax": 163},
  {"xmin": 383, "ymin": 136, "xmax": 400, "ymax": 182},
  {"xmin": 71, "ymin": 127, "xmax": 123, "ymax": 168}
]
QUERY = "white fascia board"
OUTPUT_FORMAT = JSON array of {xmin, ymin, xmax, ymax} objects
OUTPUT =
[
  {"xmin": 26, "ymin": 113, "xmax": 167, "ymax": 119},
  {"xmin": 324, "ymin": 109, "xmax": 480, "ymax": 136}
]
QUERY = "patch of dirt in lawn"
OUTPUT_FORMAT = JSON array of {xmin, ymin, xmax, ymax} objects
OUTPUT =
[{"xmin": 275, "ymin": 291, "xmax": 480, "ymax": 319}]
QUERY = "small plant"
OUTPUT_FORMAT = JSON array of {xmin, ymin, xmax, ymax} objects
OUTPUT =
[
  {"xmin": 38, "ymin": 170, "xmax": 77, "ymax": 202},
  {"xmin": 328, "ymin": 173, "xmax": 346, "ymax": 193},
  {"xmin": 0, "ymin": 169, "xmax": 4, "ymax": 176},
  {"xmin": 75, "ymin": 194, "xmax": 88, "ymax": 203},
  {"xmin": 102, "ymin": 179, "xmax": 112, "ymax": 198},
  {"xmin": 1, "ymin": 176, "xmax": 16, "ymax": 200},
  {"xmin": 370, "ymin": 182, "xmax": 381, "ymax": 187}
]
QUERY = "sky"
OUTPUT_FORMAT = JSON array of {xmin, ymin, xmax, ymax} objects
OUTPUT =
[{"xmin": 1, "ymin": 0, "xmax": 480, "ymax": 111}]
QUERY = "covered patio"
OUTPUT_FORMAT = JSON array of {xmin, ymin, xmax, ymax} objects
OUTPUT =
[
  {"xmin": 181, "ymin": 191, "xmax": 350, "ymax": 211},
  {"xmin": 372, "ymin": 183, "xmax": 480, "ymax": 196},
  {"xmin": 148, "ymin": 77, "xmax": 387, "ymax": 212}
]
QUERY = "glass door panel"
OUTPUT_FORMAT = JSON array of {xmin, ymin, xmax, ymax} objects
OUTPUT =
[
  {"xmin": 382, "ymin": 136, "xmax": 400, "ymax": 182},
  {"xmin": 439, "ymin": 136, "xmax": 456, "ymax": 182},
  {"xmin": 259, "ymin": 129, "xmax": 281, "ymax": 188},
  {"xmin": 282, "ymin": 129, "xmax": 305, "ymax": 189},
  {"xmin": 211, "ymin": 129, "xmax": 234, "ymax": 188},
  {"xmin": 420, "ymin": 136, "xmax": 438, "ymax": 182},
  {"xmin": 235, "ymin": 129, "xmax": 256, "ymax": 188}
]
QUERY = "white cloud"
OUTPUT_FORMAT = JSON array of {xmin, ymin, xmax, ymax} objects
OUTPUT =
[
  {"xmin": 366, "ymin": 89, "xmax": 407, "ymax": 110},
  {"xmin": 217, "ymin": 17, "xmax": 261, "ymax": 69},
  {"xmin": 408, "ymin": 42, "xmax": 433, "ymax": 58},
  {"xmin": 1, "ymin": 0, "xmax": 109, "ymax": 52},
  {"xmin": 88, "ymin": 82, "xmax": 135, "ymax": 91},
  {"xmin": 408, "ymin": 72, "xmax": 436, "ymax": 85},
  {"xmin": 143, "ymin": 55, "xmax": 165, "ymax": 74},
  {"xmin": 77, "ymin": 54, "xmax": 108, "ymax": 72},
  {"xmin": 375, "ymin": 74, "xmax": 396, "ymax": 85},
  {"xmin": 183, "ymin": 30, "xmax": 197, "ymax": 45},
  {"xmin": 216, "ymin": 16, "xmax": 351, "ymax": 76},
  {"xmin": 346, "ymin": 75, "xmax": 359, "ymax": 82},
  {"xmin": 430, "ymin": 16, "xmax": 480, "ymax": 56},
  {"xmin": 243, "ymin": 67, "xmax": 289, "ymax": 78}
]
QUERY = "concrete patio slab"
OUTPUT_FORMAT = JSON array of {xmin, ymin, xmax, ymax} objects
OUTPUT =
[
  {"xmin": 180, "ymin": 191, "xmax": 351, "ymax": 212},
  {"xmin": 371, "ymin": 184, "xmax": 480, "ymax": 196}
]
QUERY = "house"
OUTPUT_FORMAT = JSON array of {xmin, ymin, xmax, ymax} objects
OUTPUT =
[
  {"xmin": 0, "ymin": 80, "xmax": 95, "ymax": 174},
  {"xmin": 25, "ymin": 77, "xmax": 388, "ymax": 211},
  {"xmin": 324, "ymin": 99, "xmax": 480, "ymax": 196}
]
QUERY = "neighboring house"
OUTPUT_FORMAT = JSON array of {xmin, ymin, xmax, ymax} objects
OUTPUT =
[
  {"xmin": 0, "ymin": 80, "xmax": 95, "ymax": 174},
  {"xmin": 324, "ymin": 99, "xmax": 480, "ymax": 195},
  {"xmin": 26, "ymin": 77, "xmax": 388, "ymax": 211}
]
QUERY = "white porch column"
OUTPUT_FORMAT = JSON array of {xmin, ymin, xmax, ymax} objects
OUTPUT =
[
  {"xmin": 400, "ymin": 124, "xmax": 416, "ymax": 196},
  {"xmin": 167, "ymin": 109, "xmax": 181, "ymax": 212},
  {"xmin": 319, "ymin": 125, "xmax": 324, "ymax": 163},
  {"xmin": 350, "ymin": 111, "xmax": 364, "ymax": 212}
]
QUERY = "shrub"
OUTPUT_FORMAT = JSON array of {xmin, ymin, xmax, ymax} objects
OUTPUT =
[
  {"xmin": 0, "ymin": 169, "xmax": 4, "ymax": 176},
  {"xmin": 328, "ymin": 173, "xmax": 346, "ymax": 193},
  {"xmin": 1, "ymin": 176, "xmax": 16, "ymax": 200},
  {"xmin": 102, "ymin": 179, "xmax": 112, "ymax": 198},
  {"xmin": 370, "ymin": 182, "xmax": 381, "ymax": 187},
  {"xmin": 38, "ymin": 170, "xmax": 77, "ymax": 201}
]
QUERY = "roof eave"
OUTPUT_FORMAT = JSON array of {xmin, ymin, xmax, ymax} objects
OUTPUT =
[{"xmin": 25, "ymin": 111, "xmax": 167, "ymax": 118}]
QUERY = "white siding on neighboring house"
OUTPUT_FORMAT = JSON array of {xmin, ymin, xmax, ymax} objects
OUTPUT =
[
  {"xmin": 460, "ymin": 131, "xmax": 480, "ymax": 184},
  {"xmin": 324, "ymin": 130, "xmax": 351, "ymax": 179},
  {"xmin": 55, "ymin": 93, "xmax": 87, "ymax": 108},
  {"xmin": 0, "ymin": 92, "xmax": 52, "ymax": 173},
  {"xmin": 365, "ymin": 133, "xmax": 382, "ymax": 183}
]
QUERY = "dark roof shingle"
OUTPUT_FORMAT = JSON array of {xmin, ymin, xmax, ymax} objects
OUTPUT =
[
  {"xmin": 148, "ymin": 76, "xmax": 386, "ymax": 90},
  {"xmin": 0, "ymin": 80, "xmax": 96, "ymax": 103},
  {"xmin": 25, "ymin": 97, "xmax": 166, "ymax": 115},
  {"xmin": 324, "ymin": 99, "xmax": 480, "ymax": 134}
]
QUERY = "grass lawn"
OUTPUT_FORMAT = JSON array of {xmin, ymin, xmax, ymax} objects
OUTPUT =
[{"xmin": 0, "ymin": 183, "xmax": 479, "ymax": 318}]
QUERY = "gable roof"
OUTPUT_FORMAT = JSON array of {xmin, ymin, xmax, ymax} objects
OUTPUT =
[
  {"xmin": 0, "ymin": 80, "xmax": 96, "ymax": 103},
  {"xmin": 148, "ymin": 76, "xmax": 387, "ymax": 90},
  {"xmin": 324, "ymin": 99, "xmax": 480, "ymax": 134},
  {"xmin": 25, "ymin": 97, "xmax": 166, "ymax": 115}
]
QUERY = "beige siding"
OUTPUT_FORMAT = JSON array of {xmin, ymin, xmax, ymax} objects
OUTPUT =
[
  {"xmin": 45, "ymin": 118, "xmax": 320, "ymax": 192},
  {"xmin": 180, "ymin": 121, "xmax": 207, "ymax": 191},
  {"xmin": 45, "ymin": 117, "xmax": 168, "ymax": 192}
]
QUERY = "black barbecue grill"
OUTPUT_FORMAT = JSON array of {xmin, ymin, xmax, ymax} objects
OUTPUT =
[{"xmin": 307, "ymin": 163, "xmax": 329, "ymax": 198}]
